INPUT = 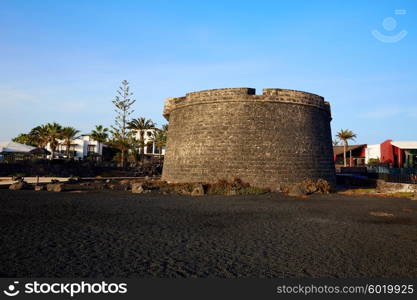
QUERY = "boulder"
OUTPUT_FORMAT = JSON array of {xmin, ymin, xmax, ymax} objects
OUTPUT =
[
  {"xmin": 46, "ymin": 183, "xmax": 64, "ymax": 192},
  {"xmin": 131, "ymin": 183, "xmax": 144, "ymax": 194},
  {"xmin": 191, "ymin": 184, "xmax": 205, "ymax": 196},
  {"xmin": 90, "ymin": 182, "xmax": 107, "ymax": 190},
  {"xmin": 34, "ymin": 185, "xmax": 45, "ymax": 191},
  {"xmin": 300, "ymin": 179, "xmax": 318, "ymax": 194},
  {"xmin": 9, "ymin": 182, "xmax": 29, "ymax": 190},
  {"xmin": 285, "ymin": 179, "xmax": 332, "ymax": 197},
  {"xmin": 109, "ymin": 184, "xmax": 130, "ymax": 191},
  {"xmin": 46, "ymin": 183, "xmax": 56, "ymax": 192},
  {"xmin": 48, "ymin": 183, "xmax": 105, "ymax": 192},
  {"xmin": 279, "ymin": 185, "xmax": 290, "ymax": 194},
  {"xmin": 287, "ymin": 184, "xmax": 308, "ymax": 197},
  {"xmin": 316, "ymin": 179, "xmax": 331, "ymax": 194},
  {"xmin": 412, "ymin": 191, "xmax": 417, "ymax": 201}
]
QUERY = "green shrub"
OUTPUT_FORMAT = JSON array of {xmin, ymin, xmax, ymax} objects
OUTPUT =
[
  {"xmin": 148, "ymin": 178, "xmax": 269, "ymax": 196},
  {"xmin": 367, "ymin": 158, "xmax": 380, "ymax": 165},
  {"xmin": 207, "ymin": 178, "xmax": 269, "ymax": 195}
]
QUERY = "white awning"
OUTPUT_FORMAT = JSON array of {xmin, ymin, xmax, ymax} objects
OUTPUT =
[
  {"xmin": 0, "ymin": 141, "xmax": 36, "ymax": 153},
  {"xmin": 391, "ymin": 141, "xmax": 417, "ymax": 150}
]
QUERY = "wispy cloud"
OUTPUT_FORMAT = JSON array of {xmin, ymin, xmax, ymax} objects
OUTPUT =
[
  {"xmin": 0, "ymin": 88, "xmax": 40, "ymax": 107},
  {"xmin": 359, "ymin": 106, "xmax": 417, "ymax": 119}
]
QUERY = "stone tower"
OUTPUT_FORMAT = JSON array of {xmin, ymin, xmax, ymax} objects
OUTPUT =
[{"xmin": 161, "ymin": 88, "xmax": 336, "ymax": 189}]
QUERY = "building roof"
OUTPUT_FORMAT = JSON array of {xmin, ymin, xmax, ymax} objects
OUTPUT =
[
  {"xmin": 391, "ymin": 141, "xmax": 417, "ymax": 149},
  {"xmin": 333, "ymin": 144, "xmax": 366, "ymax": 156},
  {"xmin": 30, "ymin": 147, "xmax": 51, "ymax": 155},
  {"xmin": 0, "ymin": 141, "xmax": 35, "ymax": 153}
]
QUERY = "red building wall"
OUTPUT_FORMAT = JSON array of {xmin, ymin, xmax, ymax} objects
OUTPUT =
[
  {"xmin": 394, "ymin": 147, "xmax": 404, "ymax": 167},
  {"xmin": 380, "ymin": 139, "xmax": 394, "ymax": 166}
]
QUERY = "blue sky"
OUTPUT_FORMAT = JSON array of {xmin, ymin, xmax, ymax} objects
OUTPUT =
[{"xmin": 0, "ymin": 0, "xmax": 416, "ymax": 144}]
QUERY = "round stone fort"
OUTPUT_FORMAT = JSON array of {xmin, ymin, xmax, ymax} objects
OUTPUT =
[{"xmin": 161, "ymin": 88, "xmax": 336, "ymax": 189}]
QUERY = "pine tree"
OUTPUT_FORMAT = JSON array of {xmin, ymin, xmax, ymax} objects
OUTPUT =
[{"xmin": 110, "ymin": 80, "xmax": 136, "ymax": 168}]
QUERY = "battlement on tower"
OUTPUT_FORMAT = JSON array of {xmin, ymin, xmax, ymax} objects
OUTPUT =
[{"xmin": 163, "ymin": 88, "xmax": 331, "ymax": 120}]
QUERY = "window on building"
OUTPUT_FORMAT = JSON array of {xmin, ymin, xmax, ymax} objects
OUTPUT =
[{"xmin": 146, "ymin": 143, "xmax": 153, "ymax": 154}]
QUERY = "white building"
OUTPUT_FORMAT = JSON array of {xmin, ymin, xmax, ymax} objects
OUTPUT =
[
  {"xmin": 45, "ymin": 130, "xmax": 165, "ymax": 160},
  {"xmin": 0, "ymin": 141, "xmax": 36, "ymax": 162},
  {"xmin": 47, "ymin": 135, "xmax": 104, "ymax": 160},
  {"xmin": 133, "ymin": 129, "xmax": 166, "ymax": 156},
  {"xmin": 365, "ymin": 144, "xmax": 381, "ymax": 164}
]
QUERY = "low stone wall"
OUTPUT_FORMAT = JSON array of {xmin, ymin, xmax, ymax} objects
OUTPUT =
[
  {"xmin": 375, "ymin": 180, "xmax": 417, "ymax": 193},
  {"xmin": 0, "ymin": 160, "xmax": 163, "ymax": 177}
]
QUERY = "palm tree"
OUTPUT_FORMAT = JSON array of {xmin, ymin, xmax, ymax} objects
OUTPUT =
[
  {"xmin": 29, "ymin": 125, "xmax": 49, "ymax": 148},
  {"xmin": 336, "ymin": 129, "xmax": 357, "ymax": 167},
  {"xmin": 90, "ymin": 125, "xmax": 109, "ymax": 158},
  {"xmin": 152, "ymin": 126, "xmax": 167, "ymax": 155},
  {"xmin": 127, "ymin": 117, "xmax": 156, "ymax": 155},
  {"xmin": 151, "ymin": 128, "xmax": 167, "ymax": 164},
  {"xmin": 61, "ymin": 127, "xmax": 80, "ymax": 159},
  {"xmin": 12, "ymin": 133, "xmax": 38, "ymax": 147},
  {"xmin": 45, "ymin": 122, "xmax": 63, "ymax": 159}
]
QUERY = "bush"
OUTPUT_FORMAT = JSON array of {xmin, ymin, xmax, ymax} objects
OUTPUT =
[
  {"xmin": 207, "ymin": 178, "xmax": 269, "ymax": 195},
  {"xmin": 281, "ymin": 178, "xmax": 332, "ymax": 196},
  {"xmin": 367, "ymin": 158, "xmax": 380, "ymax": 165},
  {"xmin": 152, "ymin": 178, "xmax": 269, "ymax": 196}
]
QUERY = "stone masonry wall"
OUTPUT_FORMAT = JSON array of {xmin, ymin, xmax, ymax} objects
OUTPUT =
[{"xmin": 162, "ymin": 88, "xmax": 336, "ymax": 189}]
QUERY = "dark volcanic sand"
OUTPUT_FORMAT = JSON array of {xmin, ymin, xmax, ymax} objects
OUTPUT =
[{"xmin": 1, "ymin": 190, "xmax": 417, "ymax": 278}]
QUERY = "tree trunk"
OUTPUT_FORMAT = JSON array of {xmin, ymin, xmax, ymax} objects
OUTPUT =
[
  {"xmin": 343, "ymin": 141, "xmax": 347, "ymax": 167},
  {"xmin": 66, "ymin": 141, "xmax": 70, "ymax": 159},
  {"xmin": 121, "ymin": 150, "xmax": 125, "ymax": 169},
  {"xmin": 140, "ymin": 132, "xmax": 145, "ymax": 162},
  {"xmin": 159, "ymin": 147, "xmax": 163, "ymax": 165},
  {"xmin": 98, "ymin": 142, "xmax": 102, "ymax": 162},
  {"xmin": 349, "ymin": 150, "xmax": 352, "ymax": 167}
]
